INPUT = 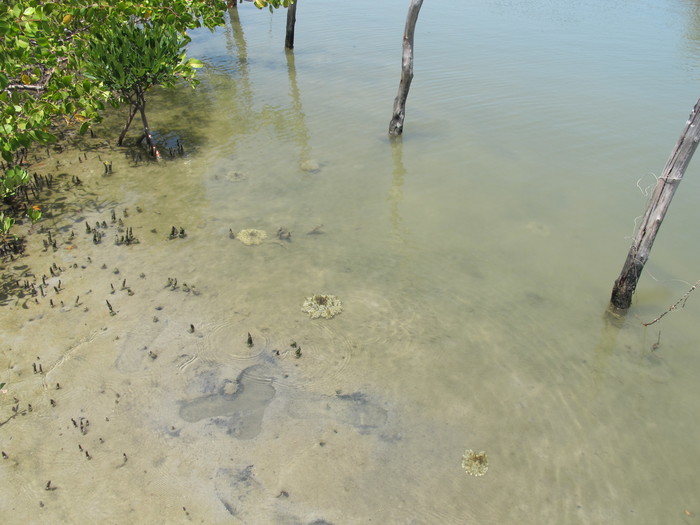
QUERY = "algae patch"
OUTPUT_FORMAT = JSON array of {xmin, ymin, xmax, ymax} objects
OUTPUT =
[
  {"xmin": 236, "ymin": 229, "xmax": 267, "ymax": 246},
  {"xmin": 462, "ymin": 449, "xmax": 489, "ymax": 476},
  {"xmin": 302, "ymin": 294, "xmax": 343, "ymax": 319}
]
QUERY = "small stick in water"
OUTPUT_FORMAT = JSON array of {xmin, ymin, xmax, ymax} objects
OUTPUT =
[{"xmin": 306, "ymin": 224, "xmax": 324, "ymax": 235}]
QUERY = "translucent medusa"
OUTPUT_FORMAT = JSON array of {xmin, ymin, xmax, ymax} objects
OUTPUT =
[
  {"xmin": 462, "ymin": 449, "xmax": 488, "ymax": 477},
  {"xmin": 302, "ymin": 294, "xmax": 343, "ymax": 319},
  {"xmin": 236, "ymin": 229, "xmax": 267, "ymax": 245}
]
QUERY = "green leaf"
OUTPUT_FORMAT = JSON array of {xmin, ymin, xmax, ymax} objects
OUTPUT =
[
  {"xmin": 16, "ymin": 36, "xmax": 30, "ymax": 48},
  {"xmin": 33, "ymin": 130, "xmax": 57, "ymax": 143}
]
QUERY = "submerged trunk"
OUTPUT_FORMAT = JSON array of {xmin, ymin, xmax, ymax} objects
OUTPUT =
[
  {"xmin": 388, "ymin": 0, "xmax": 423, "ymax": 136},
  {"xmin": 610, "ymin": 97, "xmax": 700, "ymax": 310}
]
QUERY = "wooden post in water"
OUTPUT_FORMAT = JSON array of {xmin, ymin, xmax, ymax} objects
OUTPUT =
[
  {"xmin": 285, "ymin": 0, "xmax": 298, "ymax": 50},
  {"xmin": 388, "ymin": 0, "xmax": 423, "ymax": 136},
  {"xmin": 610, "ymin": 97, "xmax": 700, "ymax": 310}
]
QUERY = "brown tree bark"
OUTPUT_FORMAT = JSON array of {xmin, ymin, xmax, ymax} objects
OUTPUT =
[
  {"xmin": 610, "ymin": 97, "xmax": 700, "ymax": 310},
  {"xmin": 118, "ymin": 103, "xmax": 139, "ymax": 146},
  {"xmin": 137, "ymin": 97, "xmax": 161, "ymax": 158},
  {"xmin": 388, "ymin": 0, "xmax": 423, "ymax": 136}
]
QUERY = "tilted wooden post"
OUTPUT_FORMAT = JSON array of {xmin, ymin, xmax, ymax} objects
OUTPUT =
[
  {"xmin": 388, "ymin": 0, "xmax": 423, "ymax": 136},
  {"xmin": 285, "ymin": 0, "xmax": 298, "ymax": 50},
  {"xmin": 610, "ymin": 97, "xmax": 700, "ymax": 310}
]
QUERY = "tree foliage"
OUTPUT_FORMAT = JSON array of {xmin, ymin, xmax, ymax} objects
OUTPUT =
[
  {"xmin": 0, "ymin": 0, "xmax": 291, "ymax": 235},
  {"xmin": 82, "ymin": 23, "xmax": 197, "ymax": 99},
  {"xmin": 0, "ymin": 0, "xmax": 229, "ymax": 169},
  {"xmin": 80, "ymin": 21, "xmax": 202, "ymax": 151}
]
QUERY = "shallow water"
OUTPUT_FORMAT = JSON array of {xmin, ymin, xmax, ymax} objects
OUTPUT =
[{"xmin": 2, "ymin": 1, "xmax": 700, "ymax": 523}]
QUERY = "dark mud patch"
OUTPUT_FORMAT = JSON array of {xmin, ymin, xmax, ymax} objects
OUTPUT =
[{"xmin": 179, "ymin": 364, "xmax": 275, "ymax": 440}]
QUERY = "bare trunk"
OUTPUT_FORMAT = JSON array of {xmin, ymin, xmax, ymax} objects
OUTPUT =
[
  {"xmin": 118, "ymin": 103, "xmax": 139, "ymax": 146},
  {"xmin": 388, "ymin": 0, "xmax": 423, "ymax": 136},
  {"xmin": 610, "ymin": 97, "xmax": 700, "ymax": 310},
  {"xmin": 138, "ymin": 95, "xmax": 160, "ymax": 158},
  {"xmin": 285, "ymin": 0, "xmax": 298, "ymax": 49}
]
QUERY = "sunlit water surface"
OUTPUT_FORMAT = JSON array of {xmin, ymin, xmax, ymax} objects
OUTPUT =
[{"xmin": 2, "ymin": 1, "xmax": 700, "ymax": 523}]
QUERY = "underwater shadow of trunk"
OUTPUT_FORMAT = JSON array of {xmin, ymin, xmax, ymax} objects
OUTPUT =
[{"xmin": 590, "ymin": 308, "xmax": 626, "ymax": 392}]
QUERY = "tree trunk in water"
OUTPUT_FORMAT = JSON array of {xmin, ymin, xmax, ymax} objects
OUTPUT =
[
  {"xmin": 388, "ymin": 0, "xmax": 423, "ymax": 136},
  {"xmin": 285, "ymin": 0, "xmax": 298, "ymax": 49},
  {"xmin": 610, "ymin": 97, "xmax": 700, "ymax": 310},
  {"xmin": 118, "ymin": 103, "xmax": 139, "ymax": 146},
  {"xmin": 138, "ymin": 96, "xmax": 160, "ymax": 158}
]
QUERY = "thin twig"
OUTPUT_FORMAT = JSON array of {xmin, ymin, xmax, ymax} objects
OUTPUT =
[
  {"xmin": 642, "ymin": 279, "xmax": 700, "ymax": 326},
  {"xmin": 4, "ymin": 66, "xmax": 57, "ymax": 94},
  {"xmin": 6, "ymin": 83, "xmax": 45, "ymax": 92}
]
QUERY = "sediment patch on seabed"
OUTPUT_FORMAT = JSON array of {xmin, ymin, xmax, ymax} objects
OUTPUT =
[{"xmin": 0, "ymin": 138, "xmax": 406, "ymax": 523}]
